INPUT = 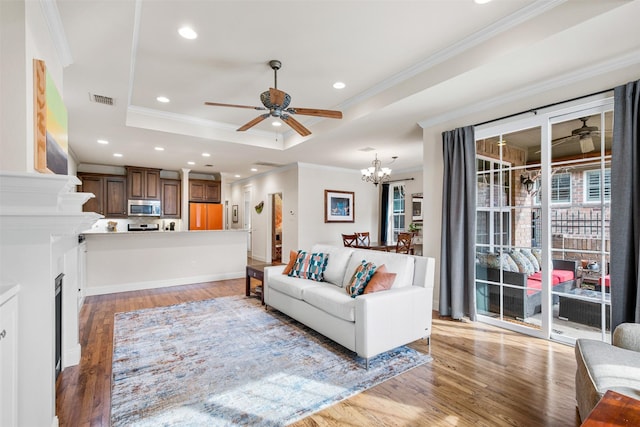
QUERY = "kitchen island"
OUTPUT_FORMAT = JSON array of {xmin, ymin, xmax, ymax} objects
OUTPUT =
[{"xmin": 82, "ymin": 229, "xmax": 247, "ymax": 296}]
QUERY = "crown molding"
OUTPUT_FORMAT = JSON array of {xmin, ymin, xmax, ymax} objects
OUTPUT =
[
  {"xmin": 39, "ymin": 0, "xmax": 73, "ymax": 67},
  {"xmin": 337, "ymin": 0, "xmax": 566, "ymax": 112},
  {"xmin": 418, "ymin": 49, "xmax": 640, "ymax": 130}
]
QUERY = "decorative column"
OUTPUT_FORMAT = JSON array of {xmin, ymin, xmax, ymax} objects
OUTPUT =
[{"xmin": 181, "ymin": 168, "xmax": 190, "ymax": 231}]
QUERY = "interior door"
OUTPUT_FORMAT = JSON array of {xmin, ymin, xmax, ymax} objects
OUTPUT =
[{"xmin": 271, "ymin": 193, "xmax": 282, "ymax": 263}]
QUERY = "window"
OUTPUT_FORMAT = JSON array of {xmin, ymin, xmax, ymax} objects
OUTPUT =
[
  {"xmin": 387, "ymin": 182, "xmax": 405, "ymax": 244},
  {"xmin": 585, "ymin": 168, "xmax": 611, "ymax": 202},
  {"xmin": 535, "ymin": 172, "xmax": 571, "ymax": 204},
  {"xmin": 476, "ymin": 156, "xmax": 510, "ymax": 253}
]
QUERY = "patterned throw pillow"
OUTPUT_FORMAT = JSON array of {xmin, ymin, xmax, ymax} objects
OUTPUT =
[
  {"xmin": 485, "ymin": 253, "xmax": 519, "ymax": 272},
  {"xmin": 282, "ymin": 250, "xmax": 298, "ymax": 275},
  {"xmin": 520, "ymin": 248, "xmax": 541, "ymax": 272},
  {"xmin": 288, "ymin": 251, "xmax": 329, "ymax": 282},
  {"xmin": 363, "ymin": 264, "xmax": 396, "ymax": 294},
  {"xmin": 509, "ymin": 250, "xmax": 535, "ymax": 275},
  {"xmin": 531, "ymin": 248, "xmax": 543, "ymax": 268},
  {"xmin": 346, "ymin": 260, "xmax": 377, "ymax": 297}
]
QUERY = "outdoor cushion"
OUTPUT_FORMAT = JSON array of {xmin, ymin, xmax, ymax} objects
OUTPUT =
[{"xmin": 526, "ymin": 269, "xmax": 576, "ymax": 295}]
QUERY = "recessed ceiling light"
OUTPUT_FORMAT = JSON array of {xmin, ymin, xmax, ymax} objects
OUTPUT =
[
  {"xmin": 234, "ymin": 174, "xmax": 241, "ymax": 178},
  {"xmin": 113, "ymin": 153, "xmax": 123, "ymax": 157},
  {"xmin": 187, "ymin": 161, "xmax": 195, "ymax": 165},
  {"xmin": 202, "ymin": 153, "xmax": 211, "ymax": 157},
  {"xmin": 156, "ymin": 96, "xmax": 170, "ymax": 103},
  {"xmin": 474, "ymin": 0, "xmax": 492, "ymax": 4},
  {"xmin": 250, "ymin": 168, "xmax": 258, "ymax": 172},
  {"xmin": 333, "ymin": 82, "xmax": 346, "ymax": 89},
  {"xmin": 97, "ymin": 139, "xmax": 109, "ymax": 144},
  {"xmin": 178, "ymin": 26, "xmax": 197, "ymax": 40},
  {"xmin": 272, "ymin": 121, "xmax": 282, "ymax": 127},
  {"xmin": 154, "ymin": 147, "xmax": 164, "ymax": 151}
]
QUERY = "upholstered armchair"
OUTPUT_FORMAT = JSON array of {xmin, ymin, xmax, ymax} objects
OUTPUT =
[{"xmin": 575, "ymin": 323, "xmax": 640, "ymax": 421}]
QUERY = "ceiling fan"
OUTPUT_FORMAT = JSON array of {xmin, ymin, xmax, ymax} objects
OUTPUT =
[
  {"xmin": 204, "ymin": 60, "xmax": 343, "ymax": 137},
  {"xmin": 551, "ymin": 117, "xmax": 601, "ymax": 153}
]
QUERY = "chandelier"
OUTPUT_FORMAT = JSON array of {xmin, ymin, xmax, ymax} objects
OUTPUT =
[{"xmin": 361, "ymin": 154, "xmax": 391, "ymax": 186}]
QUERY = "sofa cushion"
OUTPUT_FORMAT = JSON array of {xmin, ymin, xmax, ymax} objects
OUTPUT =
[
  {"xmin": 311, "ymin": 244, "xmax": 354, "ymax": 286},
  {"xmin": 289, "ymin": 251, "xmax": 328, "ymax": 281},
  {"xmin": 342, "ymin": 250, "xmax": 414, "ymax": 289},
  {"xmin": 346, "ymin": 261, "xmax": 377, "ymax": 297},
  {"xmin": 302, "ymin": 284, "xmax": 356, "ymax": 322},
  {"xmin": 363, "ymin": 264, "xmax": 397, "ymax": 294},
  {"xmin": 269, "ymin": 274, "xmax": 323, "ymax": 300}
]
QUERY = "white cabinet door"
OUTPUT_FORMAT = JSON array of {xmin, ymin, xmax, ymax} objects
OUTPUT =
[{"xmin": 0, "ymin": 287, "xmax": 19, "ymax": 427}]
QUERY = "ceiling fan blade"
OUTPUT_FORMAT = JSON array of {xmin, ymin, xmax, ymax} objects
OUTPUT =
[
  {"xmin": 269, "ymin": 88, "xmax": 286, "ymax": 107},
  {"xmin": 287, "ymin": 107, "xmax": 343, "ymax": 119},
  {"xmin": 281, "ymin": 114, "xmax": 311, "ymax": 137},
  {"xmin": 237, "ymin": 114, "xmax": 270, "ymax": 132},
  {"xmin": 205, "ymin": 102, "xmax": 266, "ymax": 111}
]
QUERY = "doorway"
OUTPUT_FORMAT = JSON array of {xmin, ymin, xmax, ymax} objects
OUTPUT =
[
  {"xmin": 243, "ymin": 187, "xmax": 252, "ymax": 255},
  {"xmin": 271, "ymin": 193, "xmax": 282, "ymax": 263},
  {"xmin": 474, "ymin": 95, "xmax": 613, "ymax": 345}
]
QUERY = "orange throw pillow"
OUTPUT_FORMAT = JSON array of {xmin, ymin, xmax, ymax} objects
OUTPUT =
[
  {"xmin": 363, "ymin": 264, "xmax": 397, "ymax": 294},
  {"xmin": 282, "ymin": 250, "xmax": 298, "ymax": 275}
]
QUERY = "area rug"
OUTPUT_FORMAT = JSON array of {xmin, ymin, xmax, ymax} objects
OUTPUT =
[{"xmin": 111, "ymin": 295, "xmax": 431, "ymax": 426}]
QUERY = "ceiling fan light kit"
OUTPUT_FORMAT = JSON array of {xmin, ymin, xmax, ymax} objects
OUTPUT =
[{"xmin": 204, "ymin": 60, "xmax": 342, "ymax": 136}]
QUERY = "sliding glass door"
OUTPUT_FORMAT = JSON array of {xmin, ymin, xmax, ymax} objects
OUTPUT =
[{"xmin": 474, "ymin": 96, "xmax": 613, "ymax": 343}]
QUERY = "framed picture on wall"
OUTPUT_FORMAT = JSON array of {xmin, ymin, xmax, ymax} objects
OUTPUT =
[
  {"xmin": 324, "ymin": 190, "xmax": 354, "ymax": 223},
  {"xmin": 232, "ymin": 204, "xmax": 239, "ymax": 223}
]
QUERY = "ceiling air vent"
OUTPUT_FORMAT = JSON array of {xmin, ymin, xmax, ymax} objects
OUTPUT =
[
  {"xmin": 253, "ymin": 161, "xmax": 283, "ymax": 168},
  {"xmin": 89, "ymin": 93, "xmax": 115, "ymax": 106}
]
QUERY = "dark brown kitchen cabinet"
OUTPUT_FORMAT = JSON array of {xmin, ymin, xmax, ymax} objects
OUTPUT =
[
  {"xmin": 189, "ymin": 180, "xmax": 220, "ymax": 203},
  {"xmin": 77, "ymin": 173, "xmax": 127, "ymax": 217},
  {"xmin": 161, "ymin": 179, "xmax": 181, "ymax": 218},
  {"xmin": 127, "ymin": 167, "xmax": 160, "ymax": 200}
]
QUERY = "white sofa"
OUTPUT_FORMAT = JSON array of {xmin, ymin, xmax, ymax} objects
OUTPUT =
[{"xmin": 263, "ymin": 244, "xmax": 436, "ymax": 367}]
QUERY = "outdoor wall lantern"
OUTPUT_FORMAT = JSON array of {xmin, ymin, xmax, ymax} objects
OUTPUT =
[{"xmin": 520, "ymin": 174, "xmax": 535, "ymax": 194}]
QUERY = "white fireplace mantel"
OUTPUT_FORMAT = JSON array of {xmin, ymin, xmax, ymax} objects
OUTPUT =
[{"xmin": 0, "ymin": 171, "xmax": 100, "ymax": 427}]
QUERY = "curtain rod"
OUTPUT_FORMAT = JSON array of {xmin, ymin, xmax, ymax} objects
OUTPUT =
[
  {"xmin": 473, "ymin": 87, "xmax": 614, "ymax": 128},
  {"xmin": 387, "ymin": 177, "xmax": 414, "ymax": 183}
]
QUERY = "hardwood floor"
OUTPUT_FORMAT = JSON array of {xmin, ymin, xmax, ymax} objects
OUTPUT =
[{"xmin": 56, "ymin": 278, "xmax": 582, "ymax": 426}]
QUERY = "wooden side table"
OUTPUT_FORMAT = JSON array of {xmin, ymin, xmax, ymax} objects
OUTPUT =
[
  {"xmin": 582, "ymin": 390, "xmax": 640, "ymax": 426},
  {"xmin": 246, "ymin": 265, "xmax": 265, "ymax": 305}
]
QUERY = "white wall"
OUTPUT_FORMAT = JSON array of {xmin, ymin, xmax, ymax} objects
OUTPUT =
[
  {"xmin": 297, "ymin": 163, "xmax": 379, "ymax": 250},
  {"xmin": 229, "ymin": 162, "xmax": 380, "ymax": 262},
  {"xmin": 229, "ymin": 165, "xmax": 298, "ymax": 262},
  {"xmin": 0, "ymin": 0, "xmax": 64, "ymax": 173}
]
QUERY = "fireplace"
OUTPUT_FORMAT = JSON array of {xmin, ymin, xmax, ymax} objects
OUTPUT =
[{"xmin": 55, "ymin": 273, "xmax": 64, "ymax": 379}]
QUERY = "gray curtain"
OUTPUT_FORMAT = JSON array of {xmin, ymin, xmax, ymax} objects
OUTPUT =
[
  {"xmin": 611, "ymin": 79, "xmax": 640, "ymax": 331},
  {"xmin": 440, "ymin": 126, "xmax": 477, "ymax": 320}
]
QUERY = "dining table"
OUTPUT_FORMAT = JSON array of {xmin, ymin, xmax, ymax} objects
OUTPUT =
[{"xmin": 355, "ymin": 242, "xmax": 395, "ymax": 251}]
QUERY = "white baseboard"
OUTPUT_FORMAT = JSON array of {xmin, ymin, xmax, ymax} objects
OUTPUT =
[{"xmin": 84, "ymin": 271, "xmax": 245, "ymax": 296}]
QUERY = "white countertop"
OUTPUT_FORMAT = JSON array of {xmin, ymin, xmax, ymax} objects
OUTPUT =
[{"xmin": 82, "ymin": 229, "xmax": 247, "ymax": 235}]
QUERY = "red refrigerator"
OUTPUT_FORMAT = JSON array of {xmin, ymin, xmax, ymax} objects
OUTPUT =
[{"xmin": 189, "ymin": 203, "xmax": 223, "ymax": 230}]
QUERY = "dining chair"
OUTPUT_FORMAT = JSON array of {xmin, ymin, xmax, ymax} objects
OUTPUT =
[
  {"xmin": 392, "ymin": 232, "xmax": 413, "ymax": 254},
  {"xmin": 355, "ymin": 232, "xmax": 370, "ymax": 247},
  {"xmin": 342, "ymin": 233, "xmax": 357, "ymax": 247}
]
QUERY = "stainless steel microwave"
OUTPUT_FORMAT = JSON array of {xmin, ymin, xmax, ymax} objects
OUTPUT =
[{"xmin": 128, "ymin": 199, "xmax": 161, "ymax": 217}]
